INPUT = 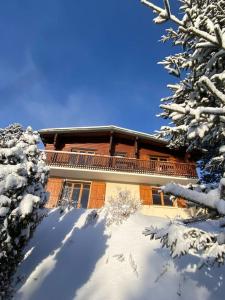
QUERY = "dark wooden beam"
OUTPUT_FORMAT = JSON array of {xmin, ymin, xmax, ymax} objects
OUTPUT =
[
  {"xmin": 109, "ymin": 131, "xmax": 114, "ymax": 156},
  {"xmin": 134, "ymin": 136, "xmax": 139, "ymax": 158},
  {"xmin": 53, "ymin": 133, "xmax": 58, "ymax": 150}
]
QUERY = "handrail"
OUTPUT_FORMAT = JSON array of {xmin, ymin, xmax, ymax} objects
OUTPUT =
[
  {"xmin": 42, "ymin": 149, "xmax": 137, "ymax": 159},
  {"xmin": 41, "ymin": 150, "xmax": 197, "ymax": 178}
]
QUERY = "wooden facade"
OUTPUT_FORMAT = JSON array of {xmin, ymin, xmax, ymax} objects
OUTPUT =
[{"xmin": 40, "ymin": 126, "xmax": 198, "ymax": 209}]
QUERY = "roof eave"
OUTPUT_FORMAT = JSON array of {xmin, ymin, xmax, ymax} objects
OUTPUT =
[{"xmin": 39, "ymin": 125, "xmax": 168, "ymax": 145}]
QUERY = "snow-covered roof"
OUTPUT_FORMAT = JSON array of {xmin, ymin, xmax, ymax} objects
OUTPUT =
[{"xmin": 39, "ymin": 125, "xmax": 167, "ymax": 144}]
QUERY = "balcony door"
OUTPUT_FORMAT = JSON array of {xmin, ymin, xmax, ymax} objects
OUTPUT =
[
  {"xmin": 61, "ymin": 182, "xmax": 91, "ymax": 208},
  {"xmin": 149, "ymin": 156, "xmax": 173, "ymax": 174},
  {"xmin": 71, "ymin": 148, "xmax": 95, "ymax": 166},
  {"xmin": 113, "ymin": 151, "xmax": 129, "ymax": 170}
]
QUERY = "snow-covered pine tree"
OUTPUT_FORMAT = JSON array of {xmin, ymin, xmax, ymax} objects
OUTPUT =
[
  {"xmin": 0, "ymin": 124, "xmax": 48, "ymax": 297},
  {"xmin": 141, "ymin": 0, "xmax": 225, "ymax": 266}
]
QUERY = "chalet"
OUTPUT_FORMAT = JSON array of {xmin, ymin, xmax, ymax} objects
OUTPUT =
[{"xmin": 39, "ymin": 125, "xmax": 198, "ymax": 218}]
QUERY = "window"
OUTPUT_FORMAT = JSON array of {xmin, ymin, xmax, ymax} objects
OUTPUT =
[
  {"xmin": 152, "ymin": 188, "xmax": 162, "ymax": 205},
  {"xmin": 71, "ymin": 148, "xmax": 96, "ymax": 154},
  {"xmin": 149, "ymin": 156, "xmax": 169, "ymax": 162},
  {"xmin": 60, "ymin": 182, "xmax": 91, "ymax": 208},
  {"xmin": 114, "ymin": 152, "xmax": 127, "ymax": 157},
  {"xmin": 140, "ymin": 185, "xmax": 174, "ymax": 206},
  {"xmin": 163, "ymin": 194, "xmax": 173, "ymax": 206},
  {"xmin": 152, "ymin": 187, "xmax": 173, "ymax": 206}
]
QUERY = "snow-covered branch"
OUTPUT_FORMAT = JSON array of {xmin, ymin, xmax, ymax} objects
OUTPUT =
[
  {"xmin": 160, "ymin": 104, "xmax": 225, "ymax": 117},
  {"xmin": 199, "ymin": 76, "xmax": 225, "ymax": 104},
  {"xmin": 164, "ymin": 183, "xmax": 225, "ymax": 215},
  {"xmin": 141, "ymin": 0, "xmax": 225, "ymax": 50},
  {"xmin": 183, "ymin": 26, "xmax": 223, "ymax": 49},
  {"xmin": 144, "ymin": 222, "xmax": 225, "ymax": 266},
  {"xmin": 140, "ymin": 0, "xmax": 183, "ymax": 26},
  {"xmin": 142, "ymin": 0, "xmax": 225, "ymax": 267},
  {"xmin": 0, "ymin": 124, "xmax": 49, "ymax": 297},
  {"xmin": 160, "ymin": 104, "xmax": 186, "ymax": 114}
]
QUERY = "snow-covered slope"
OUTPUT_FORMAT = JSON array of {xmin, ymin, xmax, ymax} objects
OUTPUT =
[{"xmin": 13, "ymin": 209, "xmax": 225, "ymax": 300}]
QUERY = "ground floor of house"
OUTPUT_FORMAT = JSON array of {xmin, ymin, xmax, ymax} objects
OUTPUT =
[{"xmin": 45, "ymin": 177, "xmax": 192, "ymax": 218}]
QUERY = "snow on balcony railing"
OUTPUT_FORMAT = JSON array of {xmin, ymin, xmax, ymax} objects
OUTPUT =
[{"xmin": 42, "ymin": 150, "xmax": 197, "ymax": 178}]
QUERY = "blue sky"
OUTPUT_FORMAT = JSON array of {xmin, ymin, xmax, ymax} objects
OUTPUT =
[{"xmin": 0, "ymin": 0, "xmax": 180, "ymax": 134}]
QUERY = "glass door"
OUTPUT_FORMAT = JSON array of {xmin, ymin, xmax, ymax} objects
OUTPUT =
[
  {"xmin": 80, "ymin": 184, "xmax": 91, "ymax": 208},
  {"xmin": 60, "ymin": 182, "xmax": 91, "ymax": 208},
  {"xmin": 71, "ymin": 184, "xmax": 82, "ymax": 207}
]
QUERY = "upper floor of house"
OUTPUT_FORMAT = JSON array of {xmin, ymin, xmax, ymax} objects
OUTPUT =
[{"xmin": 39, "ymin": 125, "xmax": 198, "ymax": 181}]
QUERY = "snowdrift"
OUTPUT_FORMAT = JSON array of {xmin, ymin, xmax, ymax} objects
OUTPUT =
[{"xmin": 13, "ymin": 209, "xmax": 225, "ymax": 300}]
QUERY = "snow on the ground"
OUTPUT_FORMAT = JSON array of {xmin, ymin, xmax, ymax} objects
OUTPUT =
[{"xmin": 13, "ymin": 208, "xmax": 225, "ymax": 300}]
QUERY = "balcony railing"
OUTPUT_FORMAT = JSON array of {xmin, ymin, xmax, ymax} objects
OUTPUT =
[{"xmin": 43, "ymin": 150, "xmax": 197, "ymax": 178}]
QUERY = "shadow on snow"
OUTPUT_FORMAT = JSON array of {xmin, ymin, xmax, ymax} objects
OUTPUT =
[{"xmin": 14, "ymin": 208, "xmax": 108, "ymax": 300}]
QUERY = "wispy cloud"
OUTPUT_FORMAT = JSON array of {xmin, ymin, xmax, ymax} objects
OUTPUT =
[
  {"xmin": 0, "ymin": 55, "xmax": 117, "ymax": 130},
  {"xmin": 21, "ymin": 89, "xmax": 115, "ymax": 129}
]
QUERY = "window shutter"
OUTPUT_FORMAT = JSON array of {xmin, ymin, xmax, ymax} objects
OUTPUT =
[
  {"xmin": 45, "ymin": 178, "xmax": 63, "ymax": 208},
  {"xmin": 140, "ymin": 185, "xmax": 152, "ymax": 205},
  {"xmin": 88, "ymin": 181, "xmax": 106, "ymax": 208}
]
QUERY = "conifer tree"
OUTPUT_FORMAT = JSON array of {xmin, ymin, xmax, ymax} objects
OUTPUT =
[
  {"xmin": 0, "ymin": 124, "xmax": 48, "ymax": 297},
  {"xmin": 141, "ymin": 0, "xmax": 225, "ymax": 266}
]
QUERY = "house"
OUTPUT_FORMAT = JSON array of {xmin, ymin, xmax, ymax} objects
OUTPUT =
[{"xmin": 39, "ymin": 125, "xmax": 198, "ymax": 218}]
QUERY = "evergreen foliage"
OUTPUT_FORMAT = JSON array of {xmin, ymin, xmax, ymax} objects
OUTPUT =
[
  {"xmin": 0, "ymin": 124, "xmax": 48, "ymax": 297},
  {"xmin": 141, "ymin": 0, "xmax": 225, "ymax": 266}
]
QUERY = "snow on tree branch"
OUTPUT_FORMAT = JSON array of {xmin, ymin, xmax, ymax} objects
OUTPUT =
[
  {"xmin": 141, "ymin": 0, "xmax": 225, "ymax": 50},
  {"xmin": 163, "ymin": 183, "xmax": 225, "ymax": 215},
  {"xmin": 143, "ymin": 222, "xmax": 225, "ymax": 267},
  {"xmin": 141, "ymin": 0, "xmax": 183, "ymax": 26},
  {"xmin": 160, "ymin": 104, "xmax": 225, "ymax": 118},
  {"xmin": 0, "ymin": 124, "xmax": 49, "ymax": 297},
  {"xmin": 199, "ymin": 76, "xmax": 225, "ymax": 104},
  {"xmin": 141, "ymin": 0, "xmax": 225, "ymax": 266}
]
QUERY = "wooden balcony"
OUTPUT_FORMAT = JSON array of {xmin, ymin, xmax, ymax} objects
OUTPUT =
[{"xmin": 43, "ymin": 150, "xmax": 197, "ymax": 178}]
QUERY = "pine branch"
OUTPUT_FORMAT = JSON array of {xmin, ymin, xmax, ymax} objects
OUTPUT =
[
  {"xmin": 164, "ymin": 183, "xmax": 225, "ymax": 215},
  {"xmin": 141, "ymin": 0, "xmax": 225, "ymax": 50},
  {"xmin": 160, "ymin": 104, "xmax": 225, "ymax": 117},
  {"xmin": 182, "ymin": 211, "xmax": 218, "ymax": 225},
  {"xmin": 185, "ymin": 26, "xmax": 222, "ymax": 49},
  {"xmin": 199, "ymin": 76, "xmax": 225, "ymax": 104},
  {"xmin": 163, "ymin": 0, "xmax": 171, "ymax": 19},
  {"xmin": 140, "ymin": 0, "xmax": 183, "ymax": 26},
  {"xmin": 214, "ymin": 24, "xmax": 224, "ymax": 48}
]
